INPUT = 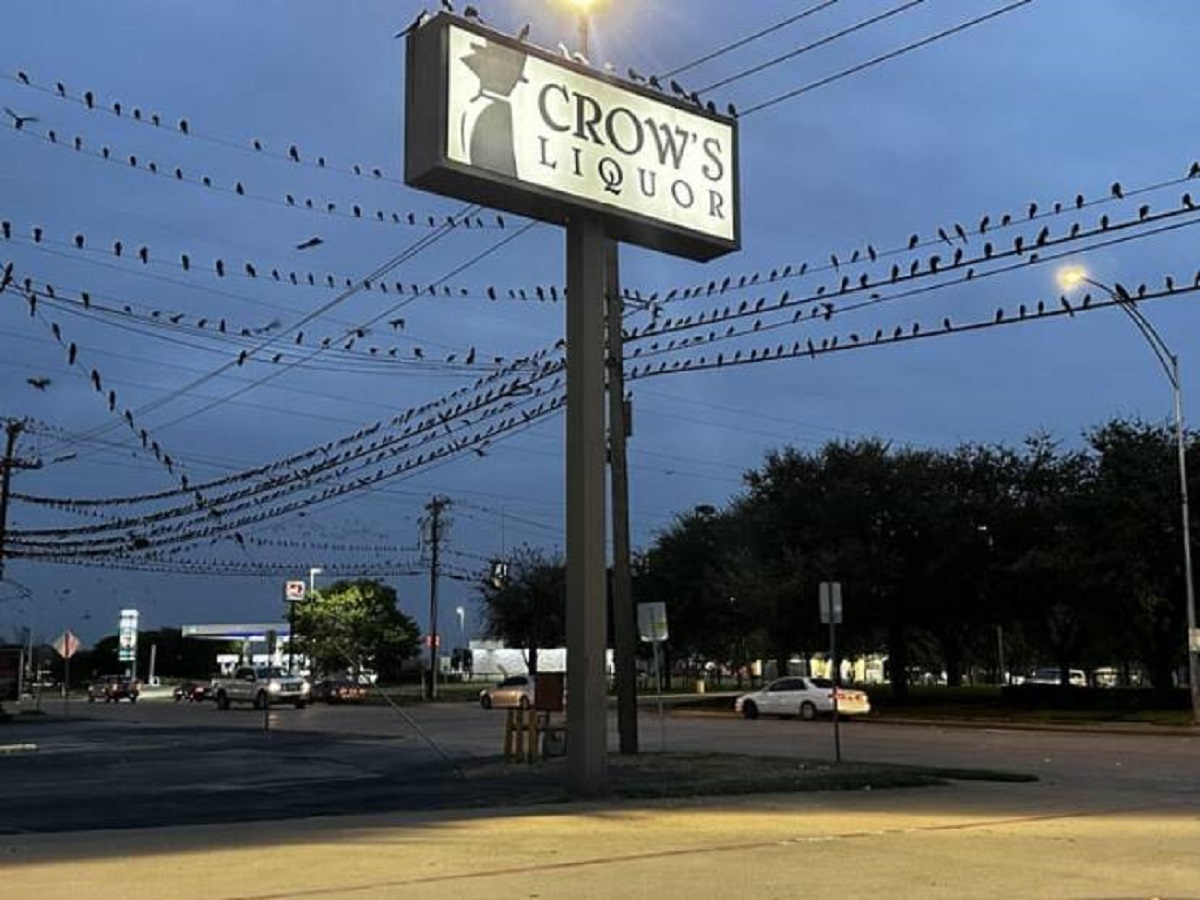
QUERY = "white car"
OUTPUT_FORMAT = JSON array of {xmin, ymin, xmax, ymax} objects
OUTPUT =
[
  {"xmin": 479, "ymin": 675, "xmax": 534, "ymax": 710},
  {"xmin": 1023, "ymin": 667, "xmax": 1086, "ymax": 687},
  {"xmin": 735, "ymin": 676, "xmax": 870, "ymax": 720}
]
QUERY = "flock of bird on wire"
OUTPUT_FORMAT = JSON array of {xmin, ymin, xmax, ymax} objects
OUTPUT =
[{"xmin": 5, "ymin": 4, "xmax": 1200, "ymax": 565}]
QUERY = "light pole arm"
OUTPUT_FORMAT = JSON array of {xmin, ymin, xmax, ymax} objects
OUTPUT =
[{"xmin": 1085, "ymin": 277, "xmax": 1178, "ymax": 387}]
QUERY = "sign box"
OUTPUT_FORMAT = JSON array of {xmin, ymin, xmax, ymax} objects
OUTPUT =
[{"xmin": 406, "ymin": 13, "xmax": 740, "ymax": 262}]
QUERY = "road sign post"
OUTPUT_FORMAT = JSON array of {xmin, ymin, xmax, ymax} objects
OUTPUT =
[
  {"xmin": 52, "ymin": 629, "xmax": 80, "ymax": 713},
  {"xmin": 285, "ymin": 581, "xmax": 306, "ymax": 675},
  {"xmin": 819, "ymin": 582, "xmax": 843, "ymax": 764},
  {"xmin": 637, "ymin": 602, "xmax": 669, "ymax": 749}
]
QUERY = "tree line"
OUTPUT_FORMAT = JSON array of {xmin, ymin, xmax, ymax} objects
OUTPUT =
[{"xmin": 481, "ymin": 418, "xmax": 1198, "ymax": 700}]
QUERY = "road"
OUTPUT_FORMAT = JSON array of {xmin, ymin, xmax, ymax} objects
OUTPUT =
[{"xmin": 1, "ymin": 700, "xmax": 1197, "ymax": 898}]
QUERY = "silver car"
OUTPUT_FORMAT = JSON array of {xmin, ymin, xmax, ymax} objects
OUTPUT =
[
  {"xmin": 735, "ymin": 676, "xmax": 870, "ymax": 720},
  {"xmin": 479, "ymin": 675, "xmax": 534, "ymax": 710}
]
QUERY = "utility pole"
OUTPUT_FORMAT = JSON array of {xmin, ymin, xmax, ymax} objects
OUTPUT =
[
  {"xmin": 0, "ymin": 419, "xmax": 32, "ymax": 583},
  {"xmin": 606, "ymin": 248, "xmax": 639, "ymax": 755},
  {"xmin": 424, "ymin": 495, "xmax": 450, "ymax": 700}
]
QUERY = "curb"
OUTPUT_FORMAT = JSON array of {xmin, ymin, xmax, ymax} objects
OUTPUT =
[{"xmin": 666, "ymin": 706, "xmax": 1199, "ymax": 736}]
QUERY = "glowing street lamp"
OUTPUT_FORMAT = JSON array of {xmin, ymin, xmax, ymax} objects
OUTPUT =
[{"xmin": 1058, "ymin": 265, "xmax": 1199, "ymax": 721}]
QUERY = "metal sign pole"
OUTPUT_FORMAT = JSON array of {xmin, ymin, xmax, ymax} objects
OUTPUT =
[
  {"xmin": 820, "ymin": 582, "xmax": 843, "ymax": 764},
  {"xmin": 830, "ymin": 615, "xmax": 841, "ymax": 764},
  {"xmin": 565, "ymin": 217, "xmax": 609, "ymax": 796},
  {"xmin": 654, "ymin": 639, "xmax": 665, "ymax": 751}
]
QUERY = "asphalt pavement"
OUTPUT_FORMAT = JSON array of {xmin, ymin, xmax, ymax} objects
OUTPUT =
[{"xmin": 1, "ymin": 700, "xmax": 1197, "ymax": 898}]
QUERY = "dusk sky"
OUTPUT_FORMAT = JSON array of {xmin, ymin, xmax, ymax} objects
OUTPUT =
[{"xmin": 2, "ymin": 0, "xmax": 1198, "ymax": 648}]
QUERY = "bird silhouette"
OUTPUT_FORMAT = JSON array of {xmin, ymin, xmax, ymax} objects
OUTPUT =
[
  {"xmin": 4, "ymin": 107, "xmax": 38, "ymax": 129},
  {"xmin": 26, "ymin": 377, "xmax": 51, "ymax": 390},
  {"xmin": 908, "ymin": 234, "xmax": 919, "ymax": 249},
  {"xmin": 979, "ymin": 215, "xmax": 990, "ymax": 233},
  {"xmin": 296, "ymin": 236, "xmax": 324, "ymax": 250},
  {"xmin": 1138, "ymin": 204, "xmax": 1150, "ymax": 221},
  {"xmin": 395, "ymin": 11, "xmax": 429, "ymax": 37},
  {"xmin": 516, "ymin": 23, "xmax": 531, "ymax": 42},
  {"xmin": 1111, "ymin": 182, "xmax": 1123, "ymax": 199}
]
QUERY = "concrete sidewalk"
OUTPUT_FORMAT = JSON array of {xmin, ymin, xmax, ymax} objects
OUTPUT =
[{"xmin": 3, "ymin": 780, "xmax": 1197, "ymax": 900}]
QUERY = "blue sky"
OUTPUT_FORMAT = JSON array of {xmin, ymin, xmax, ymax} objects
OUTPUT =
[{"xmin": 2, "ymin": 0, "xmax": 1199, "ymax": 647}]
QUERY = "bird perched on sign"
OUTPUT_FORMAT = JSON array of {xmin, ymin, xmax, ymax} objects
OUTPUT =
[{"xmin": 395, "ymin": 11, "xmax": 429, "ymax": 38}]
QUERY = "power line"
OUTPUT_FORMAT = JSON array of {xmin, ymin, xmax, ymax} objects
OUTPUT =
[
  {"xmin": 663, "ymin": 0, "xmax": 842, "ymax": 79},
  {"xmin": 699, "ymin": 0, "xmax": 927, "ymax": 94},
  {"xmin": 743, "ymin": 0, "xmax": 1036, "ymax": 116}
]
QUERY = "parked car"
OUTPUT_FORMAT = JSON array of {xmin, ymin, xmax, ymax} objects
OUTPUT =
[
  {"xmin": 735, "ymin": 676, "xmax": 870, "ymax": 720},
  {"xmin": 87, "ymin": 675, "xmax": 140, "ymax": 703},
  {"xmin": 311, "ymin": 678, "xmax": 368, "ymax": 704},
  {"xmin": 479, "ymin": 674, "xmax": 534, "ymax": 710},
  {"xmin": 173, "ymin": 680, "xmax": 212, "ymax": 703},
  {"xmin": 1023, "ymin": 667, "xmax": 1087, "ymax": 687}
]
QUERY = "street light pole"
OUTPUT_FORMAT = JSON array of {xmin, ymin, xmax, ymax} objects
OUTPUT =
[{"xmin": 1061, "ymin": 269, "xmax": 1199, "ymax": 721}]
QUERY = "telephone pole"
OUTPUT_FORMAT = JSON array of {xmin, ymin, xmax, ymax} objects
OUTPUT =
[
  {"xmin": 0, "ymin": 419, "xmax": 35, "ymax": 583},
  {"xmin": 606, "ymin": 248, "xmax": 639, "ymax": 754},
  {"xmin": 424, "ymin": 495, "xmax": 451, "ymax": 699}
]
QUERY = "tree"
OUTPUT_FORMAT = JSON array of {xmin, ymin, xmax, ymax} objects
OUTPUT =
[
  {"xmin": 477, "ymin": 546, "xmax": 566, "ymax": 675},
  {"xmin": 289, "ymin": 579, "xmax": 420, "ymax": 681}
]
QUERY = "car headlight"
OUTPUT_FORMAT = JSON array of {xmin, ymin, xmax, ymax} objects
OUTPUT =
[{"xmin": 268, "ymin": 682, "xmax": 281, "ymax": 693}]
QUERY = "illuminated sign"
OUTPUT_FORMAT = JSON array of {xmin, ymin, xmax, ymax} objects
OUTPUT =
[
  {"xmin": 406, "ymin": 14, "xmax": 740, "ymax": 262},
  {"xmin": 118, "ymin": 608, "xmax": 139, "ymax": 662}
]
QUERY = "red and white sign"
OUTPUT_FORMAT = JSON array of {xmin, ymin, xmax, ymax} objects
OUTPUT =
[
  {"xmin": 285, "ymin": 581, "xmax": 306, "ymax": 602},
  {"xmin": 53, "ymin": 630, "xmax": 81, "ymax": 659}
]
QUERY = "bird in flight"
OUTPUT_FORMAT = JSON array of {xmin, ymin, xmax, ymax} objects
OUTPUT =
[
  {"xmin": 26, "ymin": 376, "xmax": 51, "ymax": 390},
  {"xmin": 4, "ymin": 107, "xmax": 38, "ymax": 129},
  {"xmin": 295, "ymin": 236, "xmax": 324, "ymax": 250}
]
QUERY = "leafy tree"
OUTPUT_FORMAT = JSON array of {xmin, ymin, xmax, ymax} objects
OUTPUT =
[
  {"xmin": 290, "ymin": 579, "xmax": 420, "ymax": 681},
  {"xmin": 477, "ymin": 546, "xmax": 566, "ymax": 675},
  {"xmin": 1078, "ymin": 420, "xmax": 1194, "ymax": 692}
]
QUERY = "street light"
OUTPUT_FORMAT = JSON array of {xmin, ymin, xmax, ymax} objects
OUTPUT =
[
  {"xmin": 308, "ymin": 566, "xmax": 323, "ymax": 596},
  {"xmin": 1058, "ymin": 265, "xmax": 1199, "ymax": 721}
]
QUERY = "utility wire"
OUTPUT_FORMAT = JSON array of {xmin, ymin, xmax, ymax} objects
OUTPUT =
[
  {"xmin": 743, "ymin": 0, "xmax": 1035, "ymax": 116},
  {"xmin": 663, "ymin": 0, "xmax": 842, "ymax": 78},
  {"xmin": 699, "ymin": 0, "xmax": 926, "ymax": 93}
]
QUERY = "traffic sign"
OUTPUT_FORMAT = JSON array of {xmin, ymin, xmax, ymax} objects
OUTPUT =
[
  {"xmin": 285, "ymin": 580, "xmax": 306, "ymax": 602},
  {"xmin": 52, "ymin": 630, "xmax": 81, "ymax": 659},
  {"xmin": 637, "ymin": 602, "xmax": 669, "ymax": 642},
  {"xmin": 819, "ymin": 582, "xmax": 843, "ymax": 625}
]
